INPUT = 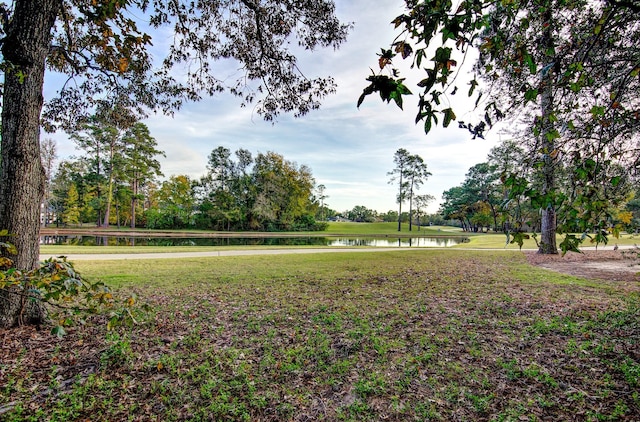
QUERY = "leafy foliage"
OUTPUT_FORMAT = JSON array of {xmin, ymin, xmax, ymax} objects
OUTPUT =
[
  {"xmin": 20, "ymin": 0, "xmax": 353, "ymax": 130},
  {"xmin": 362, "ymin": 0, "xmax": 640, "ymax": 254},
  {"xmin": 361, "ymin": 0, "xmax": 639, "ymax": 138},
  {"xmin": 0, "ymin": 230, "xmax": 143, "ymax": 335}
]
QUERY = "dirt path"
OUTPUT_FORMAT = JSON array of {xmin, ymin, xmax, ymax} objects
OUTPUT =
[{"xmin": 525, "ymin": 249, "xmax": 640, "ymax": 282}]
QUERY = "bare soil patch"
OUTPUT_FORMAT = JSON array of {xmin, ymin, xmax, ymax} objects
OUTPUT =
[{"xmin": 526, "ymin": 249, "xmax": 640, "ymax": 283}]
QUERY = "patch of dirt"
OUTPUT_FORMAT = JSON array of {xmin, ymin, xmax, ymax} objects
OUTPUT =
[{"xmin": 525, "ymin": 249, "xmax": 640, "ymax": 282}]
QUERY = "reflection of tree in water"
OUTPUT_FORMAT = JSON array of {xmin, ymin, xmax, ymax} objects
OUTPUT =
[{"xmin": 39, "ymin": 236, "xmax": 467, "ymax": 248}]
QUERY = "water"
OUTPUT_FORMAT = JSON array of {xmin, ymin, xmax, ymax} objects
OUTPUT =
[{"xmin": 40, "ymin": 235, "xmax": 467, "ymax": 248}]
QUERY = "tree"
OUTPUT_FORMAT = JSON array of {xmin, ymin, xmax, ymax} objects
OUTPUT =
[
  {"xmin": 40, "ymin": 138, "xmax": 57, "ymax": 227},
  {"xmin": 0, "ymin": 0, "xmax": 349, "ymax": 327},
  {"xmin": 347, "ymin": 205, "xmax": 377, "ymax": 223},
  {"xmin": 316, "ymin": 184, "xmax": 328, "ymax": 221},
  {"xmin": 388, "ymin": 148, "xmax": 412, "ymax": 231},
  {"xmin": 146, "ymin": 175, "xmax": 195, "ymax": 229},
  {"xmin": 121, "ymin": 123, "xmax": 164, "ymax": 229},
  {"xmin": 62, "ymin": 184, "xmax": 80, "ymax": 226},
  {"xmin": 463, "ymin": 163, "xmax": 500, "ymax": 231},
  {"xmin": 98, "ymin": 124, "xmax": 123, "ymax": 227},
  {"xmin": 413, "ymin": 194, "xmax": 435, "ymax": 230},
  {"xmin": 440, "ymin": 186, "xmax": 474, "ymax": 231},
  {"xmin": 405, "ymin": 154, "xmax": 431, "ymax": 231},
  {"xmin": 359, "ymin": 0, "xmax": 640, "ymax": 253},
  {"xmin": 251, "ymin": 152, "xmax": 316, "ymax": 230},
  {"xmin": 50, "ymin": 159, "xmax": 90, "ymax": 227},
  {"xmin": 388, "ymin": 149, "xmax": 430, "ymax": 231},
  {"xmin": 71, "ymin": 118, "xmax": 112, "ymax": 226}
]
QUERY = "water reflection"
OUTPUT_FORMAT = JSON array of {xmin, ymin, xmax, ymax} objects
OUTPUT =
[{"xmin": 40, "ymin": 235, "xmax": 467, "ymax": 248}]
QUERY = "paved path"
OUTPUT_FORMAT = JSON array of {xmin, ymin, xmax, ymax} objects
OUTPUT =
[
  {"xmin": 39, "ymin": 244, "xmax": 628, "ymax": 261},
  {"xmin": 39, "ymin": 247, "xmax": 422, "ymax": 261}
]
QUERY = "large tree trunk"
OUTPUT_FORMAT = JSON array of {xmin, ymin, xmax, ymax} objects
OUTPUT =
[
  {"xmin": 537, "ymin": 7, "xmax": 558, "ymax": 255},
  {"xmin": 0, "ymin": 0, "xmax": 59, "ymax": 327}
]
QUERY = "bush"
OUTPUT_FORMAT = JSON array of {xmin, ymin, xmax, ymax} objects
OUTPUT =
[{"xmin": 0, "ymin": 230, "xmax": 144, "ymax": 335}]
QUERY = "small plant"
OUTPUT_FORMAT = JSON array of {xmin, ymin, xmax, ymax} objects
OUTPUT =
[
  {"xmin": 0, "ymin": 230, "xmax": 144, "ymax": 335},
  {"xmin": 100, "ymin": 332, "xmax": 133, "ymax": 368},
  {"xmin": 466, "ymin": 391, "xmax": 494, "ymax": 414},
  {"xmin": 618, "ymin": 357, "xmax": 640, "ymax": 388}
]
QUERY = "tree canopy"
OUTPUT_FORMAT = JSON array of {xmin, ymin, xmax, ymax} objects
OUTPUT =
[{"xmin": 360, "ymin": 0, "xmax": 640, "ymax": 253}]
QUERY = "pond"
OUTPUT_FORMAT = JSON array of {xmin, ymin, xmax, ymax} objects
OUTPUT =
[{"xmin": 39, "ymin": 235, "xmax": 468, "ymax": 248}]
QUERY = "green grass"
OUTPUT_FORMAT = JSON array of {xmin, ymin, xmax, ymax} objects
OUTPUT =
[
  {"xmin": 324, "ymin": 222, "xmax": 464, "ymax": 236},
  {"xmin": 3, "ymin": 249, "xmax": 638, "ymax": 421},
  {"xmin": 454, "ymin": 232, "xmax": 640, "ymax": 250}
]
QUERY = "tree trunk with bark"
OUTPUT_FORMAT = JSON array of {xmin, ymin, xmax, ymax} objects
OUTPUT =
[
  {"xmin": 537, "ymin": 8, "xmax": 558, "ymax": 255},
  {"xmin": 0, "ymin": 0, "xmax": 59, "ymax": 327}
]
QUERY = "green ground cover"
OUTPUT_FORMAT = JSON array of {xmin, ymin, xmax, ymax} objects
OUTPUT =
[
  {"xmin": 2, "ymin": 250, "xmax": 638, "ymax": 421},
  {"xmin": 323, "ymin": 222, "xmax": 463, "ymax": 236}
]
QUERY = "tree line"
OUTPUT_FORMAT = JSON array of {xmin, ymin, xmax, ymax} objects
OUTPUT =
[
  {"xmin": 45, "ymin": 120, "xmax": 327, "ymax": 232},
  {"xmin": 440, "ymin": 139, "xmax": 639, "ymax": 246}
]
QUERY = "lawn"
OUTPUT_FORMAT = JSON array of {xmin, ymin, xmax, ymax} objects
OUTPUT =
[
  {"xmin": 2, "ymin": 249, "xmax": 638, "ymax": 421},
  {"xmin": 323, "ymin": 222, "xmax": 464, "ymax": 236}
]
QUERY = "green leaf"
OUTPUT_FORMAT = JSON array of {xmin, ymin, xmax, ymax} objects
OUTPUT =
[
  {"xmin": 590, "ymin": 105, "xmax": 605, "ymax": 117},
  {"xmin": 417, "ymin": 69, "xmax": 437, "ymax": 92},
  {"xmin": 51, "ymin": 325, "xmax": 66, "ymax": 338},
  {"xmin": 524, "ymin": 53, "xmax": 536, "ymax": 73},
  {"xmin": 468, "ymin": 79, "xmax": 478, "ymax": 96},
  {"xmin": 416, "ymin": 49, "xmax": 424, "ymax": 68},
  {"xmin": 545, "ymin": 129, "xmax": 560, "ymax": 142},
  {"xmin": 559, "ymin": 234, "xmax": 583, "ymax": 256},
  {"xmin": 524, "ymin": 89, "xmax": 538, "ymax": 102},
  {"xmin": 424, "ymin": 114, "xmax": 436, "ymax": 134},
  {"xmin": 443, "ymin": 108, "xmax": 456, "ymax": 127},
  {"xmin": 434, "ymin": 47, "xmax": 452, "ymax": 64},
  {"xmin": 390, "ymin": 90, "xmax": 403, "ymax": 109},
  {"xmin": 509, "ymin": 232, "xmax": 530, "ymax": 250}
]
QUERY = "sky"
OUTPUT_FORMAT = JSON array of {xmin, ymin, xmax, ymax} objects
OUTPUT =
[{"xmin": 47, "ymin": 0, "xmax": 503, "ymax": 215}]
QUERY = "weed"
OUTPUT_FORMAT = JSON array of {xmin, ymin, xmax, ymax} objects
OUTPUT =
[
  {"xmin": 354, "ymin": 372, "xmax": 387, "ymax": 398},
  {"xmin": 617, "ymin": 357, "xmax": 640, "ymax": 387},
  {"xmin": 498, "ymin": 358, "xmax": 522, "ymax": 380},
  {"xmin": 466, "ymin": 391, "xmax": 494, "ymax": 414},
  {"xmin": 337, "ymin": 400, "xmax": 373, "ymax": 421},
  {"xmin": 100, "ymin": 332, "xmax": 133, "ymax": 369},
  {"xmin": 523, "ymin": 363, "xmax": 558, "ymax": 388}
]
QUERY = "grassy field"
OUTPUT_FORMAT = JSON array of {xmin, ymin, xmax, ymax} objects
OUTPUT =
[
  {"xmin": 324, "ymin": 222, "xmax": 464, "ymax": 236},
  {"xmin": 2, "ymin": 250, "xmax": 639, "ymax": 421}
]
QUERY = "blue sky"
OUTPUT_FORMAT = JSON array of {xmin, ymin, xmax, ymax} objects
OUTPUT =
[{"xmin": 47, "ymin": 0, "xmax": 501, "ymax": 214}]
